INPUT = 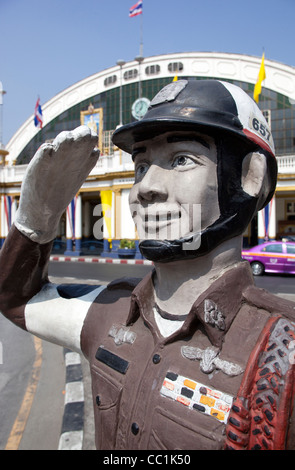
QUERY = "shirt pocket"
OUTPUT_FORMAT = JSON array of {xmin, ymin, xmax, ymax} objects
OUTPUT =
[
  {"xmin": 91, "ymin": 366, "xmax": 123, "ymax": 449},
  {"xmin": 147, "ymin": 405, "xmax": 225, "ymax": 450}
]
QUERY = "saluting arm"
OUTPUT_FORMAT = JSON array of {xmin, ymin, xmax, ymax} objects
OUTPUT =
[
  {"xmin": 0, "ymin": 126, "xmax": 100, "ymax": 345},
  {"xmin": 0, "ymin": 225, "xmax": 53, "ymax": 329}
]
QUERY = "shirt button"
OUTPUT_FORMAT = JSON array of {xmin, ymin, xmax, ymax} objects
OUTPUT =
[
  {"xmin": 131, "ymin": 422, "xmax": 139, "ymax": 435},
  {"xmin": 152, "ymin": 353, "xmax": 161, "ymax": 364}
]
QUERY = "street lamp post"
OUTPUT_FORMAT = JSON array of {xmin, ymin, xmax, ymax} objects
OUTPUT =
[
  {"xmin": 0, "ymin": 82, "xmax": 7, "ymax": 146},
  {"xmin": 0, "ymin": 82, "xmax": 8, "ymax": 165},
  {"xmin": 116, "ymin": 60, "xmax": 126, "ymax": 127},
  {"xmin": 135, "ymin": 56, "xmax": 144, "ymax": 99}
]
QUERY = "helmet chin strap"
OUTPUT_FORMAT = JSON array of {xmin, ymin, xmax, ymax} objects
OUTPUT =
[{"xmin": 139, "ymin": 195, "xmax": 258, "ymax": 263}]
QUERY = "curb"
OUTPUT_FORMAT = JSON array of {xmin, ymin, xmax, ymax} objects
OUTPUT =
[
  {"xmin": 50, "ymin": 255, "xmax": 153, "ymax": 265},
  {"xmin": 58, "ymin": 349, "xmax": 84, "ymax": 450}
]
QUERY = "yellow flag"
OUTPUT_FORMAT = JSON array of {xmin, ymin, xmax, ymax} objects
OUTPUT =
[
  {"xmin": 254, "ymin": 53, "xmax": 266, "ymax": 103},
  {"xmin": 173, "ymin": 75, "xmax": 178, "ymax": 82}
]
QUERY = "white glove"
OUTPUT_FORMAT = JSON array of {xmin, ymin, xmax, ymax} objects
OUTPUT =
[{"xmin": 15, "ymin": 125, "xmax": 99, "ymax": 244}]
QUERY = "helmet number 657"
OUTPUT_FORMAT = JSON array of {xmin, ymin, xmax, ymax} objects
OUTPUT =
[{"xmin": 252, "ymin": 117, "xmax": 271, "ymax": 141}]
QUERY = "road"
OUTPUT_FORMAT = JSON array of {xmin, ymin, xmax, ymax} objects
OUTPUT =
[
  {"xmin": 0, "ymin": 315, "xmax": 65, "ymax": 450},
  {"xmin": 0, "ymin": 316, "xmax": 35, "ymax": 449},
  {"xmin": 0, "ymin": 260, "xmax": 294, "ymax": 450},
  {"xmin": 254, "ymin": 272, "xmax": 295, "ymax": 299},
  {"xmin": 48, "ymin": 260, "xmax": 153, "ymax": 285}
]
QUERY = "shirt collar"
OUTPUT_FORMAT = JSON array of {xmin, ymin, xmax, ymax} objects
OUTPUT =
[{"xmin": 127, "ymin": 261, "xmax": 254, "ymax": 347}]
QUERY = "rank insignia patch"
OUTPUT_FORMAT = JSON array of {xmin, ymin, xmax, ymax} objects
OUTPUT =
[
  {"xmin": 150, "ymin": 80, "xmax": 188, "ymax": 107},
  {"xmin": 160, "ymin": 372, "xmax": 233, "ymax": 424}
]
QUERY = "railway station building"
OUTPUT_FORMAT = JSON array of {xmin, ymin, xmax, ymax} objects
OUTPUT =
[{"xmin": 1, "ymin": 52, "xmax": 295, "ymax": 258}]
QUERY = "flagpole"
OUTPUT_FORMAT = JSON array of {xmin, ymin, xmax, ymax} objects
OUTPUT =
[
  {"xmin": 140, "ymin": 10, "xmax": 143, "ymax": 56},
  {"xmin": 0, "ymin": 82, "xmax": 7, "ymax": 147},
  {"xmin": 0, "ymin": 81, "xmax": 8, "ymax": 166}
]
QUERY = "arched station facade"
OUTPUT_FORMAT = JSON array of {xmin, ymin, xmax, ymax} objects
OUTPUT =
[{"xmin": 1, "ymin": 52, "xmax": 295, "ymax": 257}]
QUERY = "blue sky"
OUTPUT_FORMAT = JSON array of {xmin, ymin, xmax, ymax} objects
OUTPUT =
[{"xmin": 1, "ymin": 0, "xmax": 294, "ymax": 146}]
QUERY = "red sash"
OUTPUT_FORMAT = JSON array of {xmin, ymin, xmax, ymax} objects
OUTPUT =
[{"xmin": 225, "ymin": 316, "xmax": 295, "ymax": 450}]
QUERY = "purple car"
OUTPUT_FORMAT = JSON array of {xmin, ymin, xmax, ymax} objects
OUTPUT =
[{"xmin": 242, "ymin": 240, "xmax": 295, "ymax": 276}]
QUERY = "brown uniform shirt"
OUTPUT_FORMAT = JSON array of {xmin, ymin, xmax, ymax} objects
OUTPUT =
[{"xmin": 81, "ymin": 262, "xmax": 295, "ymax": 450}]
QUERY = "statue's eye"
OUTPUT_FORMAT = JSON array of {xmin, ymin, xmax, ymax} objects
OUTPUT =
[
  {"xmin": 172, "ymin": 154, "xmax": 196, "ymax": 170},
  {"xmin": 135, "ymin": 162, "xmax": 149, "ymax": 181},
  {"xmin": 173, "ymin": 155, "xmax": 187, "ymax": 166}
]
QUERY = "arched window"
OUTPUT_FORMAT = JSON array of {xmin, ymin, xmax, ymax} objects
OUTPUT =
[
  {"xmin": 104, "ymin": 75, "xmax": 117, "ymax": 87},
  {"xmin": 124, "ymin": 69, "xmax": 138, "ymax": 80},
  {"xmin": 168, "ymin": 62, "xmax": 184, "ymax": 73},
  {"xmin": 145, "ymin": 64, "xmax": 161, "ymax": 75}
]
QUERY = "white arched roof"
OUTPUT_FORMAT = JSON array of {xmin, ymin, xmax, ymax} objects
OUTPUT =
[{"xmin": 6, "ymin": 51, "xmax": 295, "ymax": 164}]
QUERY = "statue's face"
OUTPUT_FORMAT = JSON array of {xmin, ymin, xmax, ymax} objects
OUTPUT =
[{"xmin": 129, "ymin": 131, "xmax": 220, "ymax": 244}]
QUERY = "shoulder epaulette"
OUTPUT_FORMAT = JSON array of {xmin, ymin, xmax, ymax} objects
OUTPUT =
[{"xmin": 243, "ymin": 285, "xmax": 295, "ymax": 322}]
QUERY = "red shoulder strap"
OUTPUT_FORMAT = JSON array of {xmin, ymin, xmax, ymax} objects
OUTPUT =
[{"xmin": 225, "ymin": 316, "xmax": 295, "ymax": 450}]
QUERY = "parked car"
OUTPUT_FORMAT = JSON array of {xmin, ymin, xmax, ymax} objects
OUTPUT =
[{"xmin": 242, "ymin": 241, "xmax": 295, "ymax": 276}]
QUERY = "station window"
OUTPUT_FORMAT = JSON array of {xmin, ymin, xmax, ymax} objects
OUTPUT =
[
  {"xmin": 168, "ymin": 62, "xmax": 184, "ymax": 73},
  {"xmin": 124, "ymin": 69, "xmax": 138, "ymax": 80},
  {"xmin": 104, "ymin": 75, "xmax": 117, "ymax": 87},
  {"xmin": 145, "ymin": 64, "xmax": 161, "ymax": 75},
  {"xmin": 262, "ymin": 109, "xmax": 271, "ymax": 125}
]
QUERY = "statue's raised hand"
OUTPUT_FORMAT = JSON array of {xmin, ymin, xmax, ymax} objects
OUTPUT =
[{"xmin": 15, "ymin": 126, "xmax": 99, "ymax": 244}]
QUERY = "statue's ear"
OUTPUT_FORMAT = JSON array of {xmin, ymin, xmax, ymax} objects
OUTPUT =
[{"xmin": 241, "ymin": 152, "xmax": 269, "ymax": 210}]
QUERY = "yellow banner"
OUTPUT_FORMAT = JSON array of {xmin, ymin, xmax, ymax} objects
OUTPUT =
[{"xmin": 100, "ymin": 190, "xmax": 112, "ymax": 239}]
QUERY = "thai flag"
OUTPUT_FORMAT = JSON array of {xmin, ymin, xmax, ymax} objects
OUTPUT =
[
  {"xmin": 129, "ymin": 0, "xmax": 142, "ymax": 17},
  {"xmin": 67, "ymin": 196, "xmax": 77, "ymax": 239},
  {"xmin": 34, "ymin": 97, "xmax": 43, "ymax": 128},
  {"xmin": 4, "ymin": 196, "xmax": 12, "ymax": 230}
]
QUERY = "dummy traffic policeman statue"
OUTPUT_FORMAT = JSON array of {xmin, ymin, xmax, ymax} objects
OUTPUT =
[{"xmin": 1, "ymin": 79, "xmax": 295, "ymax": 450}]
